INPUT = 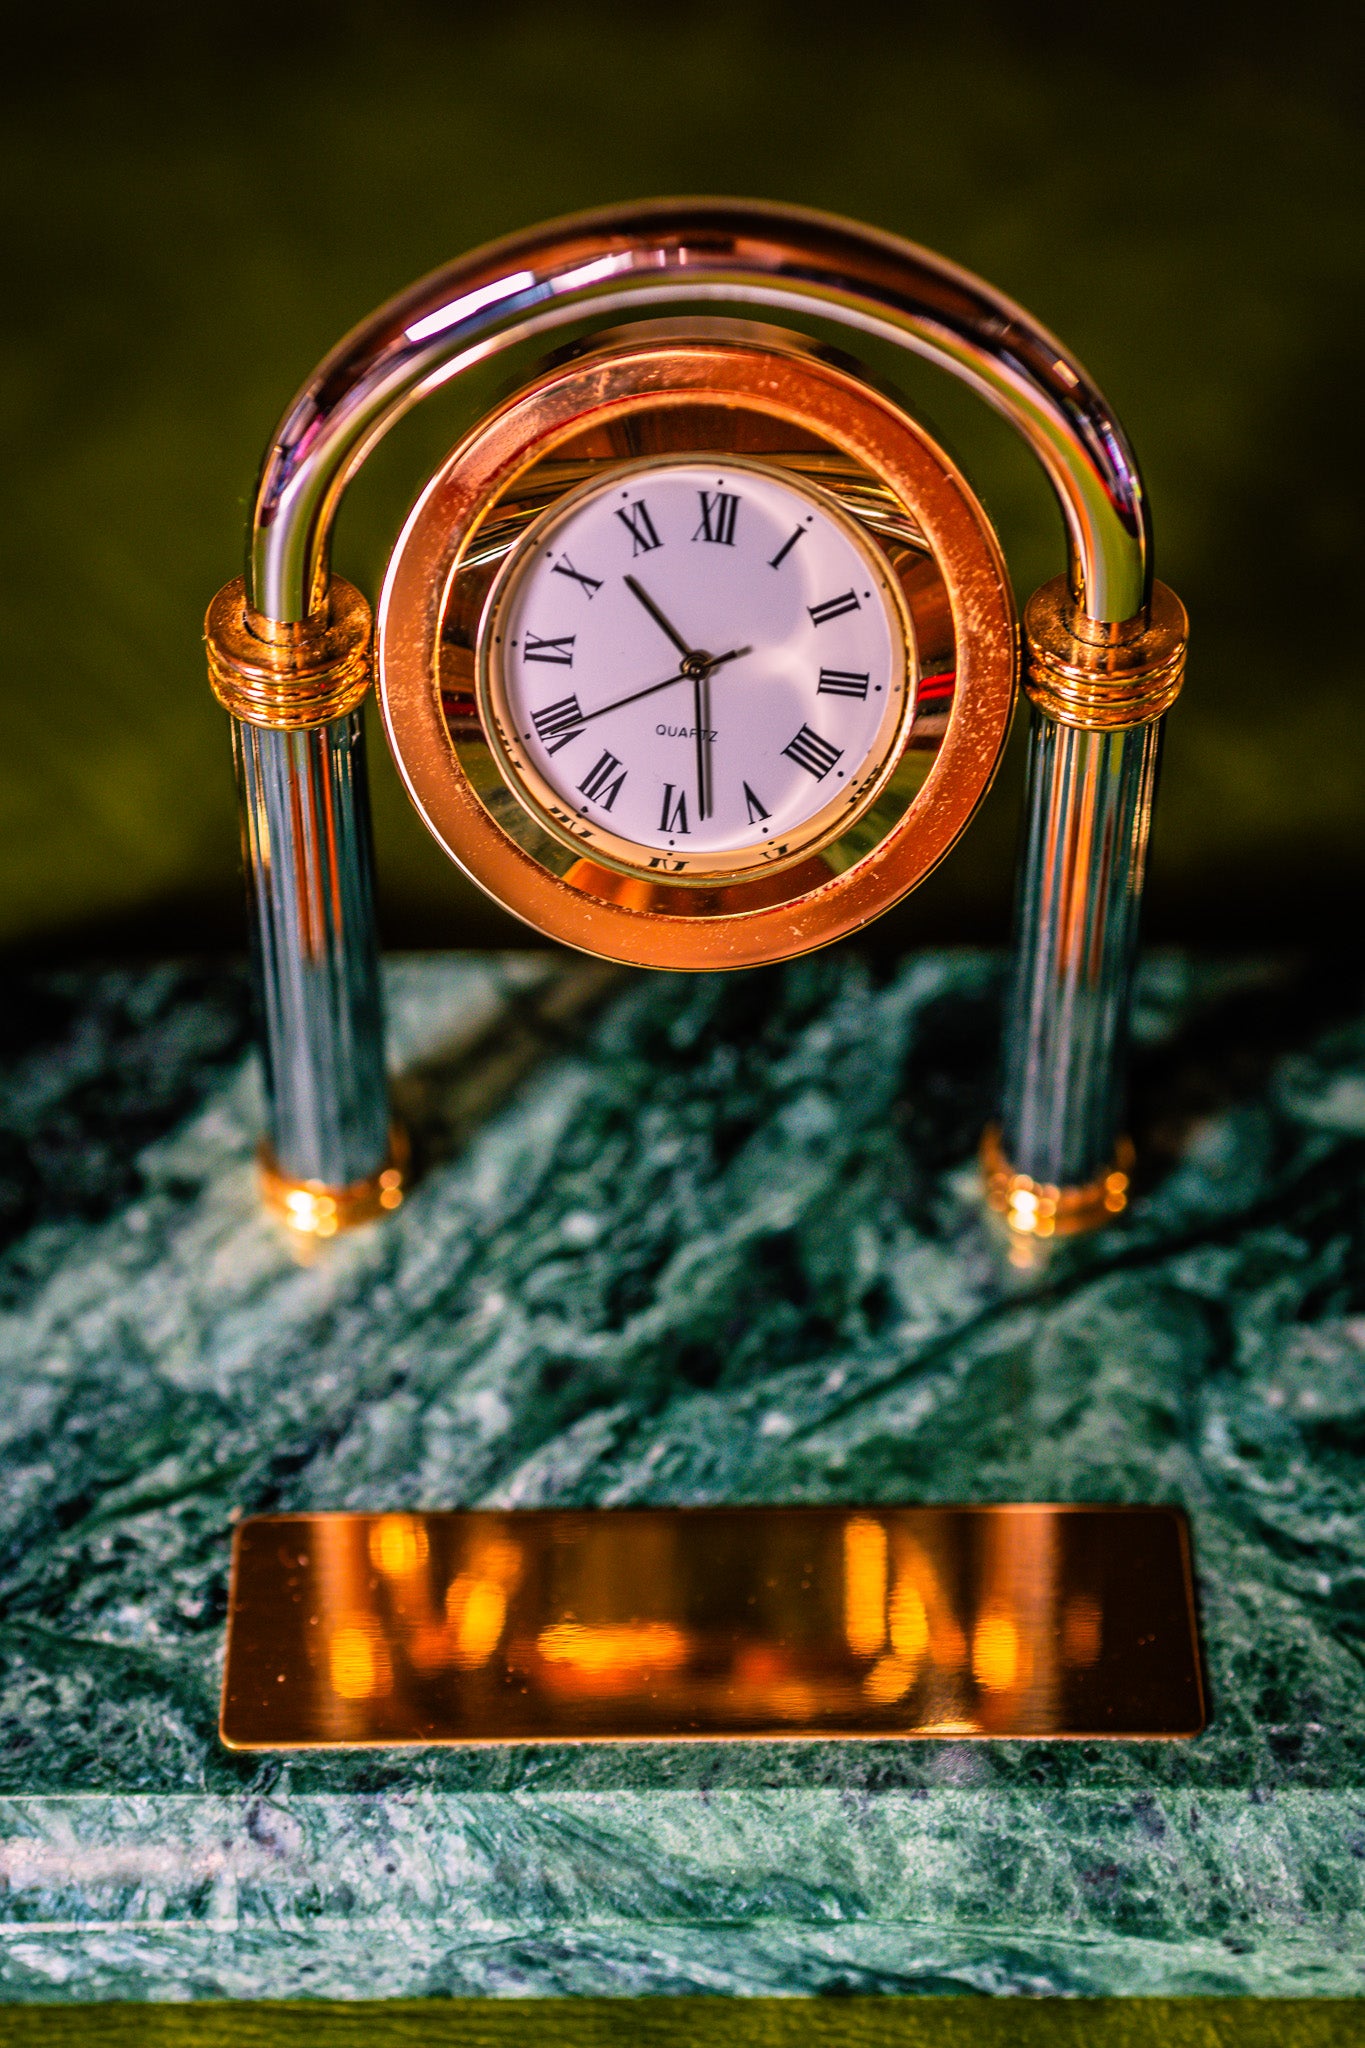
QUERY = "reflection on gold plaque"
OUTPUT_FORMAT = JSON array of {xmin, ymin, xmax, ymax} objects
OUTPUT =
[{"xmin": 221, "ymin": 1505, "xmax": 1203, "ymax": 1748}]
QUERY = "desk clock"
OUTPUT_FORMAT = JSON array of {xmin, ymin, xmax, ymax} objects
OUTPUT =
[{"xmin": 206, "ymin": 201, "xmax": 1187, "ymax": 1245}]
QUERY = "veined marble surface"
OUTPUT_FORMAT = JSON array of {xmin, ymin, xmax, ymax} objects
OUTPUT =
[{"xmin": 0, "ymin": 951, "xmax": 1362, "ymax": 2001}]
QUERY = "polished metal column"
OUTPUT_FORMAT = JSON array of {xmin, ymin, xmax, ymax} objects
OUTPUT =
[
  {"xmin": 233, "ymin": 717, "xmax": 390, "ymax": 1187},
  {"xmin": 984, "ymin": 579, "xmax": 1188, "ymax": 1239},
  {"xmin": 998, "ymin": 716, "xmax": 1158, "ymax": 1195},
  {"xmin": 206, "ymin": 575, "xmax": 404, "ymax": 1233}
]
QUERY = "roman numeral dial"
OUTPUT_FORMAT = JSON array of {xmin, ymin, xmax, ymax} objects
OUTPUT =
[
  {"xmin": 769, "ymin": 521, "xmax": 810, "ymax": 570},
  {"xmin": 783, "ymin": 723, "xmax": 843, "ymax": 780},
  {"xmin": 693, "ymin": 490, "xmax": 739, "ymax": 546},
  {"xmin": 485, "ymin": 456, "xmax": 906, "ymax": 872},
  {"xmin": 530, "ymin": 694, "xmax": 583, "ymax": 753},
  {"xmin": 808, "ymin": 590, "xmax": 860, "ymax": 627},
  {"xmin": 578, "ymin": 750, "xmax": 627, "ymax": 811},
  {"xmin": 523, "ymin": 633, "xmax": 575, "ymax": 665},
  {"xmin": 818, "ymin": 668, "xmax": 870, "ymax": 699},
  {"xmin": 551, "ymin": 556, "xmax": 602, "ymax": 599},
  {"xmin": 659, "ymin": 784, "xmax": 690, "ymax": 835},
  {"xmin": 615, "ymin": 499, "xmax": 662, "ymax": 556}
]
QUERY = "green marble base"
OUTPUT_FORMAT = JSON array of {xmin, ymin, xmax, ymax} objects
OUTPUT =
[{"xmin": 0, "ymin": 951, "xmax": 1362, "ymax": 2004}]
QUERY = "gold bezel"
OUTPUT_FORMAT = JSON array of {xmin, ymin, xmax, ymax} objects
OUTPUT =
[
  {"xmin": 476, "ymin": 451, "xmax": 914, "ymax": 885},
  {"xmin": 377, "ymin": 332, "xmax": 1017, "ymax": 971}
]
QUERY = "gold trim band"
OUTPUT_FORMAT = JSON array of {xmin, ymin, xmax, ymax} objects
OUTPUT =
[
  {"xmin": 980, "ymin": 1124, "xmax": 1134, "ymax": 1239},
  {"xmin": 1025, "ymin": 578, "xmax": 1187, "ymax": 731},
  {"xmin": 206, "ymin": 576, "xmax": 373, "ymax": 730},
  {"xmin": 258, "ymin": 1125, "xmax": 409, "ymax": 1236}
]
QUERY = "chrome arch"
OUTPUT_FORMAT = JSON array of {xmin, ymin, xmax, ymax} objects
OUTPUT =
[{"xmin": 248, "ymin": 198, "xmax": 1150, "ymax": 625}]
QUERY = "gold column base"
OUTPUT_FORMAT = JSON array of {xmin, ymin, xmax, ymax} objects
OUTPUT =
[
  {"xmin": 980, "ymin": 1124, "xmax": 1133, "ymax": 1241},
  {"xmin": 258, "ymin": 1126, "xmax": 410, "ymax": 1237}
]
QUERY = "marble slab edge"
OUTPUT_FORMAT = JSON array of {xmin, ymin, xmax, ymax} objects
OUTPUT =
[{"xmin": 0, "ymin": 1788, "xmax": 1362, "ymax": 2000}]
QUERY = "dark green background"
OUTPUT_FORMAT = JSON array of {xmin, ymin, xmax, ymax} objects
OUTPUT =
[{"xmin": 3, "ymin": 0, "xmax": 1362, "ymax": 961}]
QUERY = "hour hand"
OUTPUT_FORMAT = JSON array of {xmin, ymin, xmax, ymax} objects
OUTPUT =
[
  {"xmin": 573, "ymin": 645, "xmax": 751, "ymax": 728},
  {"xmin": 624, "ymin": 575, "xmax": 695, "ymax": 662}
]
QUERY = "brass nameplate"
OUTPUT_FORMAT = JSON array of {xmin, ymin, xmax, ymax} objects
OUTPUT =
[{"xmin": 220, "ymin": 1505, "xmax": 1204, "ymax": 1748}]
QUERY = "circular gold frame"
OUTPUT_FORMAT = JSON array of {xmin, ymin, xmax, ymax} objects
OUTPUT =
[
  {"xmin": 479, "ymin": 450, "xmax": 914, "ymax": 884},
  {"xmin": 378, "ymin": 334, "xmax": 1017, "ymax": 971}
]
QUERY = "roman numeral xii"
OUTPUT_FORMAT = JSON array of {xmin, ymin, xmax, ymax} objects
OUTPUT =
[{"xmin": 693, "ymin": 491, "xmax": 739, "ymax": 546}]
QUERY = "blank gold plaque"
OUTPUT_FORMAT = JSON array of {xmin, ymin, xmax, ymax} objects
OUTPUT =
[{"xmin": 220, "ymin": 1505, "xmax": 1204, "ymax": 1747}]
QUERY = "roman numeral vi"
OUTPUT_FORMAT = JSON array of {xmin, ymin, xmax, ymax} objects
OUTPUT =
[{"xmin": 659, "ymin": 783, "xmax": 690, "ymax": 834}]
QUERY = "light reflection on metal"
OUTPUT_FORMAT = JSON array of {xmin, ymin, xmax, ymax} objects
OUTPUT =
[
  {"xmin": 973, "ymin": 1606, "xmax": 1021, "ymax": 1693},
  {"xmin": 257, "ymin": 1123, "xmax": 408, "ymax": 1238},
  {"xmin": 328, "ymin": 1619, "xmax": 392, "ymax": 1702},
  {"xmin": 221, "ymin": 1505, "xmax": 1204, "ymax": 1748},
  {"xmin": 842, "ymin": 1516, "xmax": 888, "ymax": 1659},
  {"xmin": 370, "ymin": 1514, "xmax": 430, "ymax": 1578},
  {"xmin": 1064, "ymin": 1593, "xmax": 1104, "ymax": 1667},
  {"xmin": 537, "ymin": 1622, "xmax": 690, "ymax": 1689},
  {"xmin": 447, "ymin": 1577, "xmax": 508, "ymax": 1668}
]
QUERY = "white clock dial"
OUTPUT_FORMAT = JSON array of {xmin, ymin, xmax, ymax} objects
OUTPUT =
[{"xmin": 479, "ymin": 456, "xmax": 912, "ymax": 877}]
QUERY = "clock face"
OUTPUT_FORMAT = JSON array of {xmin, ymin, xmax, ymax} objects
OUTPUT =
[{"xmin": 478, "ymin": 456, "xmax": 912, "ymax": 879}]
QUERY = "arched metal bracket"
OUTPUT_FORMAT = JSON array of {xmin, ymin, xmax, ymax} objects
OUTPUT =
[
  {"xmin": 206, "ymin": 199, "xmax": 1186, "ymax": 1236},
  {"xmin": 250, "ymin": 198, "xmax": 1150, "ymax": 626}
]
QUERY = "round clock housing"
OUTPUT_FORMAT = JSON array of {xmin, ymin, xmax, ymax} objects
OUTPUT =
[
  {"xmin": 480, "ymin": 454, "xmax": 912, "ymax": 883},
  {"xmin": 378, "ymin": 326, "xmax": 1017, "ymax": 970}
]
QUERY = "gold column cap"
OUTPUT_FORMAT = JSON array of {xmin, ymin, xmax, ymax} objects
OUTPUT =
[
  {"xmin": 206, "ymin": 576, "xmax": 373, "ymax": 730},
  {"xmin": 1025, "ymin": 578, "xmax": 1187, "ymax": 731}
]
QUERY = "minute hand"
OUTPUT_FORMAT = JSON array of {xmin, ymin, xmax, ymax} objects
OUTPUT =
[
  {"xmin": 571, "ymin": 646, "xmax": 750, "ymax": 728},
  {"xmin": 623, "ymin": 575, "xmax": 695, "ymax": 661}
]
